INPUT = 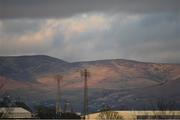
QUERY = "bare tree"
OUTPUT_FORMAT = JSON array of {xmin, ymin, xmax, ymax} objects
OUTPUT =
[
  {"xmin": 141, "ymin": 98, "xmax": 178, "ymax": 120},
  {"xmin": 96, "ymin": 105, "xmax": 123, "ymax": 120},
  {"xmin": 96, "ymin": 111, "xmax": 123, "ymax": 120}
]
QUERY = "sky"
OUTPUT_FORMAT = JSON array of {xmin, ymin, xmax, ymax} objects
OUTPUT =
[{"xmin": 0, "ymin": 0, "xmax": 179, "ymax": 63}]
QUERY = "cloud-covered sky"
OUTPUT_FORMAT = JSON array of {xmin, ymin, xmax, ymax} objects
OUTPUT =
[{"xmin": 0, "ymin": 0, "xmax": 179, "ymax": 63}]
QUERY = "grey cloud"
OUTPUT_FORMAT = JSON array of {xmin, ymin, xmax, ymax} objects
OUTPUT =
[
  {"xmin": 1, "ymin": 19, "xmax": 44, "ymax": 36},
  {"xmin": 0, "ymin": 0, "xmax": 179, "ymax": 19},
  {"xmin": 0, "ymin": 19, "xmax": 55, "ymax": 56},
  {"xmin": 49, "ymin": 14, "xmax": 180, "ymax": 63},
  {"xmin": 0, "ymin": 8, "xmax": 179, "ymax": 63},
  {"xmin": 53, "ymin": 13, "xmax": 179, "ymax": 63},
  {"xmin": 102, "ymin": 14, "xmax": 180, "ymax": 63}
]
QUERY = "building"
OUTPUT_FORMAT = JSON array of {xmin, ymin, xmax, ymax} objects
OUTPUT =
[
  {"xmin": 0, "ymin": 107, "xmax": 33, "ymax": 119},
  {"xmin": 86, "ymin": 110, "xmax": 180, "ymax": 120}
]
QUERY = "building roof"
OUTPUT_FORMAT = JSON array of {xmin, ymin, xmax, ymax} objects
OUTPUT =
[
  {"xmin": 0, "ymin": 107, "xmax": 31, "ymax": 113},
  {"xmin": 87, "ymin": 110, "xmax": 180, "ymax": 120}
]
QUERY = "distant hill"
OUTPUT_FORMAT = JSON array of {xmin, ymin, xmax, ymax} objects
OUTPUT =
[
  {"xmin": 0, "ymin": 55, "xmax": 180, "ymax": 112},
  {"xmin": 0, "ymin": 55, "xmax": 69, "ymax": 81}
]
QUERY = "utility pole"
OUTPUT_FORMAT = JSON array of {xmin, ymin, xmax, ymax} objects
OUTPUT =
[
  {"xmin": 55, "ymin": 74, "xmax": 63, "ymax": 117},
  {"xmin": 81, "ymin": 69, "xmax": 90, "ymax": 119}
]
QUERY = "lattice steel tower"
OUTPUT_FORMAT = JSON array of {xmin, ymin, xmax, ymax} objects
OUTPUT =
[
  {"xmin": 55, "ymin": 74, "xmax": 63, "ymax": 116},
  {"xmin": 81, "ymin": 69, "xmax": 90, "ymax": 119}
]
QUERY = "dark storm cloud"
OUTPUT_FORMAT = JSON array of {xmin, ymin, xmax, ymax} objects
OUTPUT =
[{"xmin": 0, "ymin": 0, "xmax": 179, "ymax": 19}]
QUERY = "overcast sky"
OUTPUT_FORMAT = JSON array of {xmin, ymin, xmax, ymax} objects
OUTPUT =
[{"xmin": 0, "ymin": 0, "xmax": 179, "ymax": 63}]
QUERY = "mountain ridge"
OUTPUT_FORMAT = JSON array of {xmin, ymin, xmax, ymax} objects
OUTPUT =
[
  {"xmin": 1, "ymin": 55, "xmax": 180, "ymax": 64},
  {"xmin": 0, "ymin": 55, "xmax": 180, "ymax": 83},
  {"xmin": 0, "ymin": 55, "xmax": 180, "ymax": 111}
]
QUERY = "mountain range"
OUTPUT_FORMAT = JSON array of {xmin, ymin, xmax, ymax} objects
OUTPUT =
[{"xmin": 0, "ymin": 55, "xmax": 180, "ymax": 112}]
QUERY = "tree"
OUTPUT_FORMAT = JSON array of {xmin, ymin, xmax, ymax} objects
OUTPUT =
[
  {"xmin": 141, "ymin": 99, "xmax": 178, "ymax": 120},
  {"xmin": 96, "ymin": 104, "xmax": 123, "ymax": 120},
  {"xmin": 0, "ymin": 113, "xmax": 2, "ymax": 118},
  {"xmin": 96, "ymin": 111, "xmax": 123, "ymax": 120},
  {"xmin": 35, "ymin": 105, "xmax": 56, "ymax": 119}
]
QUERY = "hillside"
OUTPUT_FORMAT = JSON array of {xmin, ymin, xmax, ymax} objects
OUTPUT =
[
  {"xmin": 0, "ymin": 55, "xmax": 69, "ymax": 81},
  {"xmin": 0, "ymin": 55, "xmax": 180, "ymax": 112}
]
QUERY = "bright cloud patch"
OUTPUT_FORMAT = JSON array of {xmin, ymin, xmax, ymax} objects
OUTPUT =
[
  {"xmin": 0, "ymin": 14, "xmax": 111, "ymax": 53},
  {"xmin": 46, "ymin": 14, "xmax": 111, "ymax": 39}
]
